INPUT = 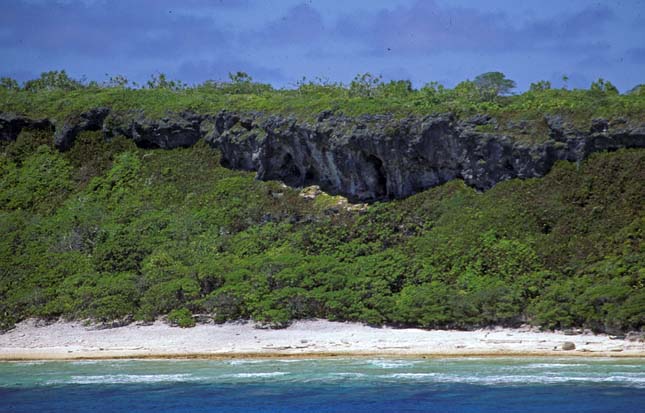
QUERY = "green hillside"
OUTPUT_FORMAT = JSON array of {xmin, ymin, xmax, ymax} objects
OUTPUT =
[{"xmin": 1, "ymin": 124, "xmax": 643, "ymax": 332}]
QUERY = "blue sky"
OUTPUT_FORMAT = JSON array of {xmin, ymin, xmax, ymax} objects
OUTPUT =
[{"xmin": 1, "ymin": 0, "xmax": 644, "ymax": 91}]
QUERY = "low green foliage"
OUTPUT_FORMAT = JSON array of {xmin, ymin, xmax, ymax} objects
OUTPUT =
[
  {"xmin": 167, "ymin": 308, "xmax": 196, "ymax": 328},
  {"xmin": 1, "ymin": 72, "xmax": 644, "ymax": 127},
  {"xmin": 0, "ymin": 145, "xmax": 73, "ymax": 213}
]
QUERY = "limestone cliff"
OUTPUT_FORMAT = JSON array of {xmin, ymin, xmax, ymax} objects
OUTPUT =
[{"xmin": 2, "ymin": 109, "xmax": 644, "ymax": 202}]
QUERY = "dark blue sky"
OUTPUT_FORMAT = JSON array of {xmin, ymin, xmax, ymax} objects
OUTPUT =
[{"xmin": 2, "ymin": 0, "xmax": 644, "ymax": 91}]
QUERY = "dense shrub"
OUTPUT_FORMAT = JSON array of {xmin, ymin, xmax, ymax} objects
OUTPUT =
[
  {"xmin": 167, "ymin": 308, "xmax": 196, "ymax": 328},
  {"xmin": 1, "ymin": 71, "xmax": 643, "ymax": 122}
]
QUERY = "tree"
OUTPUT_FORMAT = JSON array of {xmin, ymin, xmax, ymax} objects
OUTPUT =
[
  {"xmin": 0, "ymin": 77, "xmax": 20, "ymax": 91},
  {"xmin": 228, "ymin": 71, "xmax": 253, "ymax": 84},
  {"xmin": 224, "ymin": 71, "xmax": 272, "ymax": 94},
  {"xmin": 529, "ymin": 80, "xmax": 551, "ymax": 92},
  {"xmin": 452, "ymin": 80, "xmax": 479, "ymax": 100},
  {"xmin": 419, "ymin": 81, "xmax": 446, "ymax": 104},
  {"xmin": 590, "ymin": 78, "xmax": 619, "ymax": 95},
  {"xmin": 23, "ymin": 70, "xmax": 83, "ymax": 92},
  {"xmin": 103, "ymin": 74, "xmax": 130, "ymax": 89},
  {"xmin": 349, "ymin": 73, "xmax": 383, "ymax": 98},
  {"xmin": 146, "ymin": 73, "xmax": 186, "ymax": 90},
  {"xmin": 376, "ymin": 80, "xmax": 413, "ymax": 98},
  {"xmin": 562, "ymin": 75, "xmax": 569, "ymax": 90},
  {"xmin": 473, "ymin": 72, "xmax": 516, "ymax": 100},
  {"xmin": 627, "ymin": 84, "xmax": 645, "ymax": 96}
]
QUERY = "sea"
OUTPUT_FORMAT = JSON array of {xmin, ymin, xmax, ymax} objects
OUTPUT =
[{"xmin": 0, "ymin": 357, "xmax": 643, "ymax": 412}]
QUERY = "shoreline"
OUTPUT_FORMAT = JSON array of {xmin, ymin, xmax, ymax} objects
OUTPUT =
[
  {"xmin": 1, "ymin": 319, "xmax": 643, "ymax": 361},
  {"xmin": 3, "ymin": 352, "xmax": 644, "ymax": 362}
]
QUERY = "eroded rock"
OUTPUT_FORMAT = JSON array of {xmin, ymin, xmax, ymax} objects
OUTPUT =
[
  {"xmin": 0, "ymin": 113, "xmax": 53, "ymax": 141},
  {"xmin": 209, "ymin": 111, "xmax": 645, "ymax": 202},
  {"xmin": 5, "ymin": 109, "xmax": 645, "ymax": 203},
  {"xmin": 54, "ymin": 107, "xmax": 110, "ymax": 150},
  {"xmin": 131, "ymin": 111, "xmax": 204, "ymax": 149}
]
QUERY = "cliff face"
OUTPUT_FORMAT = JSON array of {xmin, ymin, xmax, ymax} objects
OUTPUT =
[
  {"xmin": 205, "ymin": 112, "xmax": 645, "ymax": 201},
  {"xmin": 2, "ymin": 109, "xmax": 644, "ymax": 202},
  {"xmin": 0, "ymin": 112, "xmax": 53, "ymax": 142}
]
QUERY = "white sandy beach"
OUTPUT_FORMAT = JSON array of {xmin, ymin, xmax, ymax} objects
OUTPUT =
[{"xmin": 1, "ymin": 319, "xmax": 643, "ymax": 360}]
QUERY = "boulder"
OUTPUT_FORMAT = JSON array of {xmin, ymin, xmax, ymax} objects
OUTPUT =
[{"xmin": 562, "ymin": 341, "xmax": 576, "ymax": 351}]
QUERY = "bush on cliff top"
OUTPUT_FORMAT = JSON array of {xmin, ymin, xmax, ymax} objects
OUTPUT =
[{"xmin": 1, "ymin": 71, "xmax": 643, "ymax": 123}]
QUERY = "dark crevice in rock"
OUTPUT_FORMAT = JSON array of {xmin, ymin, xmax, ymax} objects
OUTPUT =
[
  {"xmin": 135, "ymin": 140, "xmax": 161, "ymax": 150},
  {"xmin": 0, "ymin": 113, "xmax": 53, "ymax": 142},
  {"xmin": 365, "ymin": 154, "xmax": 388, "ymax": 200},
  {"xmin": 54, "ymin": 107, "xmax": 110, "ymax": 151},
  {"xmin": 305, "ymin": 167, "xmax": 318, "ymax": 183},
  {"xmin": 278, "ymin": 153, "xmax": 303, "ymax": 187}
]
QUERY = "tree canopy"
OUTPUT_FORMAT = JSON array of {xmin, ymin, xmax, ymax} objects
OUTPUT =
[{"xmin": 473, "ymin": 71, "xmax": 517, "ymax": 100}]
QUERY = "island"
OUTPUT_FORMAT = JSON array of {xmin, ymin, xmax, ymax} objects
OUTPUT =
[{"xmin": 1, "ymin": 71, "xmax": 644, "ymax": 359}]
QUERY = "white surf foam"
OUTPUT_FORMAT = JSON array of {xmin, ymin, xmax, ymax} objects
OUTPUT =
[
  {"xmin": 386, "ymin": 373, "xmax": 440, "ymax": 379},
  {"xmin": 222, "ymin": 372, "xmax": 288, "ymax": 379},
  {"xmin": 366, "ymin": 359, "xmax": 420, "ymax": 369},
  {"xmin": 375, "ymin": 373, "xmax": 645, "ymax": 386},
  {"xmin": 48, "ymin": 374, "xmax": 200, "ymax": 384},
  {"xmin": 8, "ymin": 361, "xmax": 48, "ymax": 366},
  {"xmin": 227, "ymin": 359, "xmax": 268, "ymax": 366},
  {"xmin": 525, "ymin": 363, "xmax": 587, "ymax": 368},
  {"xmin": 330, "ymin": 372, "xmax": 368, "ymax": 378}
]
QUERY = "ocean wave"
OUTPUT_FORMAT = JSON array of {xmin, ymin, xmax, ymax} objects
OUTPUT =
[
  {"xmin": 525, "ymin": 363, "xmax": 587, "ymax": 368},
  {"xmin": 386, "ymin": 373, "xmax": 439, "ymax": 379},
  {"xmin": 69, "ymin": 360, "xmax": 101, "ymax": 366},
  {"xmin": 7, "ymin": 361, "xmax": 48, "ymax": 366},
  {"xmin": 375, "ymin": 373, "xmax": 645, "ymax": 386},
  {"xmin": 227, "ymin": 359, "xmax": 269, "ymax": 366},
  {"xmin": 500, "ymin": 363, "xmax": 587, "ymax": 371},
  {"xmin": 228, "ymin": 359, "xmax": 311, "ymax": 366},
  {"xmin": 47, "ymin": 374, "xmax": 201, "ymax": 384},
  {"xmin": 330, "ymin": 372, "xmax": 367, "ymax": 378},
  {"xmin": 221, "ymin": 372, "xmax": 289, "ymax": 379},
  {"xmin": 277, "ymin": 359, "xmax": 313, "ymax": 363},
  {"xmin": 366, "ymin": 359, "xmax": 421, "ymax": 369}
]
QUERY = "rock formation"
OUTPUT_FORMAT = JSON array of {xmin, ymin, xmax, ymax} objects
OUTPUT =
[
  {"xmin": 0, "ymin": 112, "xmax": 53, "ymax": 142},
  {"xmin": 2, "ymin": 108, "xmax": 644, "ymax": 202},
  {"xmin": 54, "ymin": 107, "xmax": 110, "ymax": 151},
  {"xmin": 204, "ymin": 111, "xmax": 645, "ymax": 201}
]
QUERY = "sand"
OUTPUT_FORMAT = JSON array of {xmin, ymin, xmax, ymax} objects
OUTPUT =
[{"xmin": 0, "ymin": 319, "xmax": 643, "ymax": 360}]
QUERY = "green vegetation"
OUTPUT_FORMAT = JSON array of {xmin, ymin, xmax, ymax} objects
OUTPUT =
[
  {"xmin": 1, "ymin": 71, "xmax": 643, "ymax": 331},
  {"xmin": 473, "ymin": 71, "xmax": 516, "ymax": 100},
  {"xmin": 1, "ymin": 71, "xmax": 644, "ymax": 127},
  {"xmin": 0, "ymin": 123, "xmax": 643, "ymax": 332},
  {"xmin": 167, "ymin": 308, "xmax": 196, "ymax": 328}
]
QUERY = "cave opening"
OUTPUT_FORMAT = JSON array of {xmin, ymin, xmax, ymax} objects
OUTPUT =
[
  {"xmin": 136, "ymin": 140, "xmax": 161, "ymax": 149},
  {"xmin": 366, "ymin": 154, "xmax": 388, "ymax": 199},
  {"xmin": 305, "ymin": 167, "xmax": 319, "ymax": 183},
  {"xmin": 279, "ymin": 152, "xmax": 303, "ymax": 186}
]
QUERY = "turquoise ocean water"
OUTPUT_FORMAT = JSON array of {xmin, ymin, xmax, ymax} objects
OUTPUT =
[{"xmin": 1, "ymin": 357, "xmax": 644, "ymax": 412}]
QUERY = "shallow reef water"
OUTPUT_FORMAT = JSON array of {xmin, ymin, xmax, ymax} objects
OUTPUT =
[{"xmin": 1, "ymin": 357, "xmax": 644, "ymax": 412}]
